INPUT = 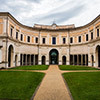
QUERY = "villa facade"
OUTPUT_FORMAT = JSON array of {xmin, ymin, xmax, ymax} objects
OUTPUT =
[{"xmin": 0, "ymin": 12, "xmax": 100, "ymax": 68}]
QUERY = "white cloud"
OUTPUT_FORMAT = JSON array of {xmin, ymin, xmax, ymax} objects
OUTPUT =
[{"xmin": 0, "ymin": 0, "xmax": 100, "ymax": 27}]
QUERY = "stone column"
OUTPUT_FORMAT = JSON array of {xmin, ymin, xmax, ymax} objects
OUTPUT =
[
  {"xmin": 17, "ymin": 53, "xmax": 20, "ymax": 66},
  {"xmin": 77, "ymin": 55, "xmax": 79, "ymax": 65},
  {"xmin": 59, "ymin": 48, "xmax": 62, "ymax": 65},
  {"xmin": 26, "ymin": 54, "xmax": 27, "ymax": 65},
  {"xmin": 67, "ymin": 48, "xmax": 70, "ymax": 65},
  {"xmin": 34, "ymin": 54, "xmax": 35, "ymax": 65},
  {"xmin": 39, "ymin": 54, "xmax": 41, "ymax": 65},
  {"xmin": 81, "ymin": 55, "xmax": 83, "ymax": 65},
  {"xmin": 46, "ymin": 54, "xmax": 49, "ymax": 65},
  {"xmin": 72, "ymin": 55, "xmax": 74, "ymax": 65}
]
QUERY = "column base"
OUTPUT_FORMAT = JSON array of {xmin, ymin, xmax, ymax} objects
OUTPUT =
[{"xmin": 59, "ymin": 61, "xmax": 62, "ymax": 65}]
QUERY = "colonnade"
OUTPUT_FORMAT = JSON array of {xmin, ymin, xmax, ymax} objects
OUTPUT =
[
  {"xmin": 20, "ymin": 54, "xmax": 38, "ymax": 66},
  {"xmin": 70, "ymin": 54, "xmax": 88, "ymax": 66}
]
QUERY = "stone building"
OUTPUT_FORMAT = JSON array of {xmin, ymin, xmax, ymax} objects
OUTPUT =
[{"xmin": 0, "ymin": 12, "xmax": 100, "ymax": 68}]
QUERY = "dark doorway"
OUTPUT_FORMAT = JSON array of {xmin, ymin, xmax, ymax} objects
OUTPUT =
[
  {"xmin": 96, "ymin": 46, "xmax": 100, "ymax": 67},
  {"xmin": 98, "ymin": 46, "xmax": 100, "ymax": 67},
  {"xmin": 42, "ymin": 56, "xmax": 46, "ymax": 65},
  {"xmin": 62, "ymin": 56, "xmax": 66, "ymax": 65},
  {"xmin": 8, "ymin": 45, "xmax": 14, "ymax": 67},
  {"xmin": 49, "ymin": 49, "xmax": 59, "ymax": 64}
]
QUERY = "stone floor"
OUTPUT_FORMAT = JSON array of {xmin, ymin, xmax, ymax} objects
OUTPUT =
[{"xmin": 33, "ymin": 65, "xmax": 72, "ymax": 100}]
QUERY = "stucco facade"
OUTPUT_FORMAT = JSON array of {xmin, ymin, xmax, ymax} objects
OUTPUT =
[{"xmin": 0, "ymin": 12, "xmax": 100, "ymax": 68}]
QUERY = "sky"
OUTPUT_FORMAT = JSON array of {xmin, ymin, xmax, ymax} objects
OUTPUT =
[{"xmin": 0, "ymin": 0, "xmax": 100, "ymax": 27}]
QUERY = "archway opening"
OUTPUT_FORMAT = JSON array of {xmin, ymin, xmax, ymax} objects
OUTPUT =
[
  {"xmin": 96, "ymin": 46, "xmax": 100, "ymax": 67},
  {"xmin": 49, "ymin": 49, "xmax": 59, "ymax": 65},
  {"xmin": 62, "ymin": 56, "xmax": 66, "ymax": 65},
  {"xmin": 42, "ymin": 56, "xmax": 46, "ymax": 65},
  {"xmin": 8, "ymin": 45, "xmax": 14, "ymax": 67}
]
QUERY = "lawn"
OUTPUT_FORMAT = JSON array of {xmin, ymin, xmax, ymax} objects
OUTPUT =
[
  {"xmin": 9, "ymin": 65, "xmax": 49, "ymax": 70},
  {"xmin": 59, "ymin": 65, "xmax": 98, "ymax": 70},
  {"xmin": 0, "ymin": 71, "xmax": 45, "ymax": 100},
  {"xmin": 63, "ymin": 72, "xmax": 100, "ymax": 100}
]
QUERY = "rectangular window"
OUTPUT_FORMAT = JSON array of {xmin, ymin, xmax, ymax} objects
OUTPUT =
[
  {"xmin": 91, "ymin": 32, "xmax": 93, "ymax": 40},
  {"xmin": 63, "ymin": 38, "xmax": 66, "ymax": 44},
  {"xmin": 20, "ymin": 34, "xmax": 23, "ymax": 41},
  {"xmin": 78, "ymin": 36, "xmax": 81, "ymax": 42},
  {"xmin": 36, "ymin": 37, "xmax": 38, "ymax": 43},
  {"xmin": 86, "ymin": 34, "xmax": 88, "ymax": 41},
  {"xmin": 27, "ymin": 36, "xmax": 30, "ymax": 42},
  {"xmin": 70, "ymin": 37, "xmax": 73, "ymax": 43},
  {"xmin": 52, "ymin": 37, "xmax": 56, "ymax": 44},
  {"xmin": 16, "ymin": 32, "xmax": 18, "ymax": 40},
  {"xmin": 42, "ymin": 38, "xmax": 45, "ymax": 44},
  {"xmin": 10, "ymin": 28, "xmax": 13, "ymax": 37},
  {"xmin": 97, "ymin": 29, "xmax": 99, "ymax": 37}
]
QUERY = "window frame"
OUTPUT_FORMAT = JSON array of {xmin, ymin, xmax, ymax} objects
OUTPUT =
[
  {"xmin": 52, "ymin": 37, "xmax": 56, "ymax": 44},
  {"xmin": 70, "ymin": 37, "xmax": 73, "ymax": 43}
]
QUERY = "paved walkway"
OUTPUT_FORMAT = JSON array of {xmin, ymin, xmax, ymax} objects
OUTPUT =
[{"xmin": 33, "ymin": 65, "xmax": 72, "ymax": 100}]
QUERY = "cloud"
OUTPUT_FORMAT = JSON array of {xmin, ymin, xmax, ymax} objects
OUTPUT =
[
  {"xmin": 0, "ymin": 0, "xmax": 99, "ymax": 27},
  {"xmin": 36, "ymin": 4, "xmax": 85, "ymax": 24}
]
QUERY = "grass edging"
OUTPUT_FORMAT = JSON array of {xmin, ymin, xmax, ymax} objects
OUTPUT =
[
  {"xmin": 31, "ymin": 73, "xmax": 46, "ymax": 100},
  {"xmin": 61, "ymin": 73, "xmax": 74, "ymax": 100}
]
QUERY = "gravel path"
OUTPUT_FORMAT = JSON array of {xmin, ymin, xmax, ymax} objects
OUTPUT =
[{"xmin": 33, "ymin": 65, "xmax": 72, "ymax": 100}]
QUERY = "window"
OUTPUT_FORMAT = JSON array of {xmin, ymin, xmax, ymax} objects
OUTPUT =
[
  {"xmin": 20, "ymin": 34, "xmax": 23, "ymax": 41},
  {"xmin": 86, "ymin": 34, "xmax": 88, "ymax": 41},
  {"xmin": 78, "ymin": 36, "xmax": 81, "ymax": 42},
  {"xmin": 63, "ymin": 38, "xmax": 66, "ymax": 44},
  {"xmin": 27, "ymin": 36, "xmax": 30, "ymax": 42},
  {"xmin": 52, "ymin": 37, "xmax": 56, "ymax": 44},
  {"xmin": 70, "ymin": 37, "xmax": 73, "ymax": 43},
  {"xmin": 42, "ymin": 38, "xmax": 45, "ymax": 44},
  {"xmin": 10, "ymin": 28, "xmax": 13, "ymax": 37},
  {"xmin": 36, "ymin": 37, "xmax": 38, "ymax": 43},
  {"xmin": 97, "ymin": 29, "xmax": 99, "ymax": 37},
  {"xmin": 91, "ymin": 32, "xmax": 93, "ymax": 40},
  {"xmin": 16, "ymin": 32, "xmax": 18, "ymax": 40}
]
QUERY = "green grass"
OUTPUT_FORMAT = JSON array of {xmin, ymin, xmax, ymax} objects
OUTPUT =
[
  {"xmin": 0, "ymin": 71, "xmax": 45, "ymax": 100},
  {"xmin": 59, "ymin": 65, "xmax": 98, "ymax": 70},
  {"xmin": 9, "ymin": 65, "xmax": 49, "ymax": 70},
  {"xmin": 63, "ymin": 72, "xmax": 100, "ymax": 100}
]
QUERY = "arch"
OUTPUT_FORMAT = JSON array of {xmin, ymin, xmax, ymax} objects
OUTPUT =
[
  {"xmin": 62, "ymin": 56, "xmax": 66, "ymax": 65},
  {"xmin": 8, "ymin": 45, "xmax": 14, "ymax": 67},
  {"xmin": 49, "ymin": 49, "xmax": 59, "ymax": 64},
  {"xmin": 95, "ymin": 45, "xmax": 100, "ymax": 67},
  {"xmin": 42, "ymin": 56, "xmax": 46, "ymax": 65}
]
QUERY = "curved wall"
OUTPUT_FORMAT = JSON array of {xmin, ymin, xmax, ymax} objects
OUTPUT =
[{"xmin": 0, "ymin": 12, "xmax": 100, "ymax": 68}]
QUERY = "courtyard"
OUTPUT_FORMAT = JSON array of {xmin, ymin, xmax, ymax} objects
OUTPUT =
[{"xmin": 0, "ymin": 65, "xmax": 100, "ymax": 100}]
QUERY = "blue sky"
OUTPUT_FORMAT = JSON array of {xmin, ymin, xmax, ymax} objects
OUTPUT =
[{"xmin": 0, "ymin": 0, "xmax": 100, "ymax": 27}]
